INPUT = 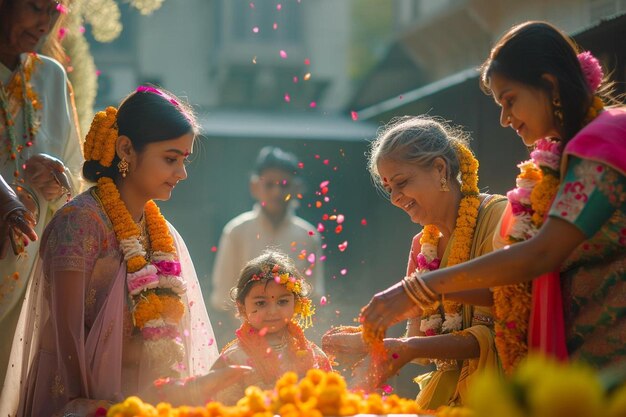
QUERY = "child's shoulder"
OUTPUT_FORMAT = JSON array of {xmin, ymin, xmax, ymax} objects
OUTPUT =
[{"xmin": 219, "ymin": 339, "xmax": 251, "ymax": 366}]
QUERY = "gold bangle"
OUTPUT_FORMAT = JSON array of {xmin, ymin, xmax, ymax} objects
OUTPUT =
[
  {"xmin": 414, "ymin": 274, "xmax": 438, "ymax": 300},
  {"xmin": 404, "ymin": 276, "xmax": 440, "ymax": 309},
  {"xmin": 402, "ymin": 277, "xmax": 422, "ymax": 306}
]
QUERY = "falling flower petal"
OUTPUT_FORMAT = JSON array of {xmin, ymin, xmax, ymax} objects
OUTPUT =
[
  {"xmin": 337, "ymin": 214, "xmax": 345, "ymax": 224},
  {"xmin": 335, "ymin": 225, "xmax": 343, "ymax": 234},
  {"xmin": 249, "ymin": 2, "xmax": 255, "ymax": 8},
  {"xmin": 304, "ymin": 72, "xmax": 311, "ymax": 80},
  {"xmin": 361, "ymin": 218, "xmax": 367, "ymax": 226},
  {"xmin": 273, "ymin": 22, "xmax": 278, "ymax": 30},
  {"xmin": 252, "ymin": 56, "xmax": 257, "ymax": 64},
  {"xmin": 320, "ymin": 296, "xmax": 327, "ymax": 306},
  {"xmin": 320, "ymin": 180, "xmax": 329, "ymax": 188},
  {"xmin": 79, "ymin": 26, "xmax": 86, "ymax": 34},
  {"xmin": 323, "ymin": 159, "xmax": 329, "ymax": 165},
  {"xmin": 211, "ymin": 246, "xmax": 217, "ymax": 252},
  {"xmin": 382, "ymin": 385, "xmax": 393, "ymax": 394},
  {"xmin": 252, "ymin": 26, "xmax": 259, "ymax": 33},
  {"xmin": 276, "ymin": 3, "xmax": 282, "ymax": 10},
  {"xmin": 305, "ymin": 269, "xmax": 312, "ymax": 276},
  {"xmin": 322, "ymin": 243, "xmax": 327, "ymax": 249},
  {"xmin": 309, "ymin": 101, "xmax": 317, "ymax": 108},
  {"xmin": 279, "ymin": 50, "xmax": 288, "ymax": 59},
  {"xmin": 317, "ymin": 223, "xmax": 325, "ymax": 232},
  {"xmin": 58, "ymin": 27, "xmax": 68, "ymax": 41},
  {"xmin": 304, "ymin": 58, "xmax": 310, "ymax": 65},
  {"xmin": 298, "ymin": 162, "xmax": 304, "ymax": 169},
  {"xmin": 56, "ymin": 3, "xmax": 69, "ymax": 14},
  {"xmin": 307, "ymin": 253, "xmax": 316, "ymax": 263},
  {"xmin": 338, "ymin": 241, "xmax": 348, "ymax": 252},
  {"xmin": 340, "ymin": 268, "xmax": 347, "ymax": 275},
  {"xmin": 351, "ymin": 111, "xmax": 359, "ymax": 121},
  {"xmin": 284, "ymin": 93, "xmax": 291, "ymax": 102}
]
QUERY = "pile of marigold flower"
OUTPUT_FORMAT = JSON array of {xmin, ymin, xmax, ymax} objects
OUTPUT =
[{"xmin": 106, "ymin": 369, "xmax": 431, "ymax": 417}]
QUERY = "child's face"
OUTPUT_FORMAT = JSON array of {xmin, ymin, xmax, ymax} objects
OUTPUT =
[
  {"xmin": 250, "ymin": 168, "xmax": 295, "ymax": 217},
  {"xmin": 241, "ymin": 280, "xmax": 295, "ymax": 334}
]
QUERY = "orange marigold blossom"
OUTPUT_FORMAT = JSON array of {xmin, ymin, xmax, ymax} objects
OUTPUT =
[{"xmin": 131, "ymin": 369, "xmax": 426, "ymax": 417}]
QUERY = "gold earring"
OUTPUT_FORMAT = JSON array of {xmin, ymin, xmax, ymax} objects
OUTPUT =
[
  {"xmin": 117, "ymin": 158, "xmax": 129, "ymax": 178},
  {"xmin": 440, "ymin": 177, "xmax": 450, "ymax": 192},
  {"xmin": 552, "ymin": 97, "xmax": 564, "ymax": 126}
]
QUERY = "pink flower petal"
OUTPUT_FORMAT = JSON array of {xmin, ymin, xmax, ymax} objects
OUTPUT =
[
  {"xmin": 279, "ymin": 50, "xmax": 288, "ymax": 59},
  {"xmin": 351, "ymin": 111, "xmax": 359, "ymax": 121}
]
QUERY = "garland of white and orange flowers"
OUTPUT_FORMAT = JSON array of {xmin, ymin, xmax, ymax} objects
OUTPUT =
[
  {"xmin": 86, "ymin": 104, "xmax": 189, "ymax": 378},
  {"xmin": 416, "ymin": 142, "xmax": 481, "ymax": 338}
]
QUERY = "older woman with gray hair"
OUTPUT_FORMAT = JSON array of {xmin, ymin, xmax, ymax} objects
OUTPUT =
[{"xmin": 323, "ymin": 116, "xmax": 505, "ymax": 408}]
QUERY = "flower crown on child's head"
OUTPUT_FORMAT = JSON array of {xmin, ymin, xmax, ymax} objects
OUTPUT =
[{"xmin": 243, "ymin": 262, "xmax": 315, "ymax": 329}]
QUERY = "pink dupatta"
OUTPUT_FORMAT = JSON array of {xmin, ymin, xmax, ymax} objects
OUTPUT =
[{"xmin": 529, "ymin": 107, "xmax": 626, "ymax": 359}]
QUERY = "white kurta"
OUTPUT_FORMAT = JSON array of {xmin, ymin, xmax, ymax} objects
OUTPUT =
[{"xmin": 0, "ymin": 53, "xmax": 83, "ymax": 388}]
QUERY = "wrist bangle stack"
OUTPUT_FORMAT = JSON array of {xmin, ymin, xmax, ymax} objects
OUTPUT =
[{"xmin": 402, "ymin": 273, "xmax": 440, "ymax": 309}]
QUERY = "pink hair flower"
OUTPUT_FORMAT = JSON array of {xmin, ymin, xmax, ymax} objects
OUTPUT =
[{"xmin": 577, "ymin": 51, "xmax": 603, "ymax": 93}]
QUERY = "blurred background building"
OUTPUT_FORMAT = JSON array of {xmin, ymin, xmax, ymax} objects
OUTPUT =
[{"xmin": 62, "ymin": 0, "xmax": 625, "ymax": 395}]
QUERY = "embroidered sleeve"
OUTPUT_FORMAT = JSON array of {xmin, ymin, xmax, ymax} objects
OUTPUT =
[
  {"xmin": 549, "ymin": 157, "xmax": 626, "ymax": 237},
  {"xmin": 43, "ymin": 203, "xmax": 109, "ymax": 274}
]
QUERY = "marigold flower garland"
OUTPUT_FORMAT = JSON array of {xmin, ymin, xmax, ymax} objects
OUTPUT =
[
  {"xmin": 86, "ymin": 106, "xmax": 188, "ymax": 378},
  {"xmin": 0, "ymin": 53, "xmax": 42, "ymax": 178},
  {"xmin": 494, "ymin": 94, "xmax": 605, "ymax": 374},
  {"xmin": 417, "ymin": 142, "xmax": 481, "ymax": 340},
  {"xmin": 225, "ymin": 321, "xmax": 323, "ymax": 386}
]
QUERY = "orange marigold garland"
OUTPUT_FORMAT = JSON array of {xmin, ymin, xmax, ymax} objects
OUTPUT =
[
  {"xmin": 225, "ymin": 321, "xmax": 324, "ymax": 385},
  {"xmin": 417, "ymin": 142, "xmax": 481, "ymax": 340},
  {"xmin": 87, "ymin": 107, "xmax": 188, "ymax": 378},
  {"xmin": 0, "ymin": 53, "xmax": 42, "ymax": 179}
]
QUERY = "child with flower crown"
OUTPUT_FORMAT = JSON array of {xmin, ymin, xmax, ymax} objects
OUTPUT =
[
  {"xmin": 211, "ymin": 250, "xmax": 332, "ymax": 404},
  {"xmin": 6, "ymin": 87, "xmax": 246, "ymax": 417}
]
